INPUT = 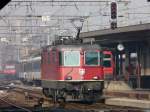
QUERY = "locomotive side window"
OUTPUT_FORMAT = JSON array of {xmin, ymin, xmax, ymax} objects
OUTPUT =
[
  {"xmin": 85, "ymin": 51, "xmax": 99, "ymax": 66},
  {"xmin": 64, "ymin": 51, "xmax": 80, "ymax": 66}
]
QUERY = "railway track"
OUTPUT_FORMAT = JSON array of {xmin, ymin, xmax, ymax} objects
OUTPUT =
[
  {"xmin": 9, "ymin": 85, "xmax": 51, "ymax": 103},
  {"xmin": 0, "ymin": 95, "xmax": 32, "ymax": 112},
  {"xmin": 0, "ymin": 83, "xmax": 146, "ymax": 112}
]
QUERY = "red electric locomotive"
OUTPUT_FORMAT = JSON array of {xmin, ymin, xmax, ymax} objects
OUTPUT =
[{"xmin": 41, "ymin": 39, "xmax": 104, "ymax": 102}]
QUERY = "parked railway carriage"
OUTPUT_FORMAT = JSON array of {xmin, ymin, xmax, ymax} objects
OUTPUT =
[
  {"xmin": 41, "ymin": 43, "xmax": 104, "ymax": 102},
  {"xmin": 19, "ymin": 56, "xmax": 41, "ymax": 85},
  {"xmin": 0, "ymin": 64, "xmax": 18, "ymax": 80}
]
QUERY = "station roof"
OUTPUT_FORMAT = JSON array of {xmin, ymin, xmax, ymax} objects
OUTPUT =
[{"xmin": 80, "ymin": 23, "xmax": 150, "ymax": 43}]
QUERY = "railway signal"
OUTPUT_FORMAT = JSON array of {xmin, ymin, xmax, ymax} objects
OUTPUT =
[
  {"xmin": 111, "ymin": 2, "xmax": 117, "ymax": 19},
  {"xmin": 110, "ymin": 2, "xmax": 117, "ymax": 29}
]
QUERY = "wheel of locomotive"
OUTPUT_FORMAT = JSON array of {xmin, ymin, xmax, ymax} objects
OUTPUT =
[
  {"xmin": 50, "ymin": 89, "xmax": 56, "ymax": 103},
  {"xmin": 51, "ymin": 89, "xmax": 66, "ymax": 103},
  {"xmin": 71, "ymin": 90, "xmax": 80, "ymax": 100},
  {"xmin": 57, "ymin": 90, "xmax": 66, "ymax": 103}
]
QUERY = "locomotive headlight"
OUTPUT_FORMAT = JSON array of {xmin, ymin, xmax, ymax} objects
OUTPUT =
[
  {"xmin": 93, "ymin": 76, "xmax": 99, "ymax": 80},
  {"xmin": 66, "ymin": 76, "xmax": 72, "ymax": 80},
  {"xmin": 79, "ymin": 68, "xmax": 85, "ymax": 76}
]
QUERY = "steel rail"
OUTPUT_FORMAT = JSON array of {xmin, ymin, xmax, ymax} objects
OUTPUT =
[
  {"xmin": 9, "ymin": 85, "xmax": 50, "ymax": 101},
  {"xmin": 0, "ymin": 97, "xmax": 32, "ymax": 112},
  {"xmin": 3, "ymin": 84, "xmax": 143, "ymax": 111}
]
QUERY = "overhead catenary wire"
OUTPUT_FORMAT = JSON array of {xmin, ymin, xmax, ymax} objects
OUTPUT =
[
  {"xmin": 11, "ymin": 0, "xmax": 130, "ymax": 3},
  {"xmin": 0, "ymin": 0, "xmax": 149, "ymax": 39}
]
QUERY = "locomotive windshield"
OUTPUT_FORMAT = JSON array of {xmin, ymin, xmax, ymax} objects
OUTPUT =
[
  {"xmin": 85, "ymin": 51, "xmax": 99, "ymax": 66},
  {"xmin": 64, "ymin": 51, "xmax": 80, "ymax": 66}
]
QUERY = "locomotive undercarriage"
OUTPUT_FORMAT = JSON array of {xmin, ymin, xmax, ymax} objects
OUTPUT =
[{"xmin": 42, "ymin": 80, "xmax": 104, "ymax": 102}]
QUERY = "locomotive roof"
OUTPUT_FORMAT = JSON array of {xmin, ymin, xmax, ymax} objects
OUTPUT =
[{"xmin": 45, "ymin": 44, "xmax": 102, "ymax": 51}]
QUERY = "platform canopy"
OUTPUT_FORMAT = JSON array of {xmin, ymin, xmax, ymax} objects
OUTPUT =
[{"xmin": 80, "ymin": 23, "xmax": 150, "ymax": 44}]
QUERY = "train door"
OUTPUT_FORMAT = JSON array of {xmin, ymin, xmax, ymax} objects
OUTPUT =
[{"xmin": 103, "ymin": 51, "xmax": 114, "ymax": 80}]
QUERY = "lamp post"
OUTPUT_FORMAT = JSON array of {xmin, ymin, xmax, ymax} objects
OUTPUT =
[{"xmin": 117, "ymin": 43, "xmax": 125, "ymax": 77}]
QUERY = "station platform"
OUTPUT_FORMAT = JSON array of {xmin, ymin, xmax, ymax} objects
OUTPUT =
[
  {"xmin": 104, "ymin": 81, "xmax": 150, "ymax": 109},
  {"xmin": 105, "ymin": 98, "xmax": 150, "ymax": 109},
  {"xmin": 104, "ymin": 81, "xmax": 132, "ymax": 91}
]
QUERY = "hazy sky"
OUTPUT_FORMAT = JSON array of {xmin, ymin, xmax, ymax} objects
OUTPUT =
[
  {"xmin": 0, "ymin": 0, "xmax": 150, "ymax": 63},
  {"xmin": 0, "ymin": 0, "xmax": 150, "ymax": 40},
  {"xmin": 0, "ymin": 0, "xmax": 150, "ymax": 33}
]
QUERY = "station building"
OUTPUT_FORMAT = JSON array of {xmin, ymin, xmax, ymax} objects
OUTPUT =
[{"xmin": 80, "ymin": 23, "xmax": 150, "ymax": 89}]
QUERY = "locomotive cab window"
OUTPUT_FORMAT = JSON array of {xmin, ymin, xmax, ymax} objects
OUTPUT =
[
  {"xmin": 85, "ymin": 51, "xmax": 99, "ymax": 66},
  {"xmin": 64, "ymin": 51, "xmax": 80, "ymax": 66}
]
